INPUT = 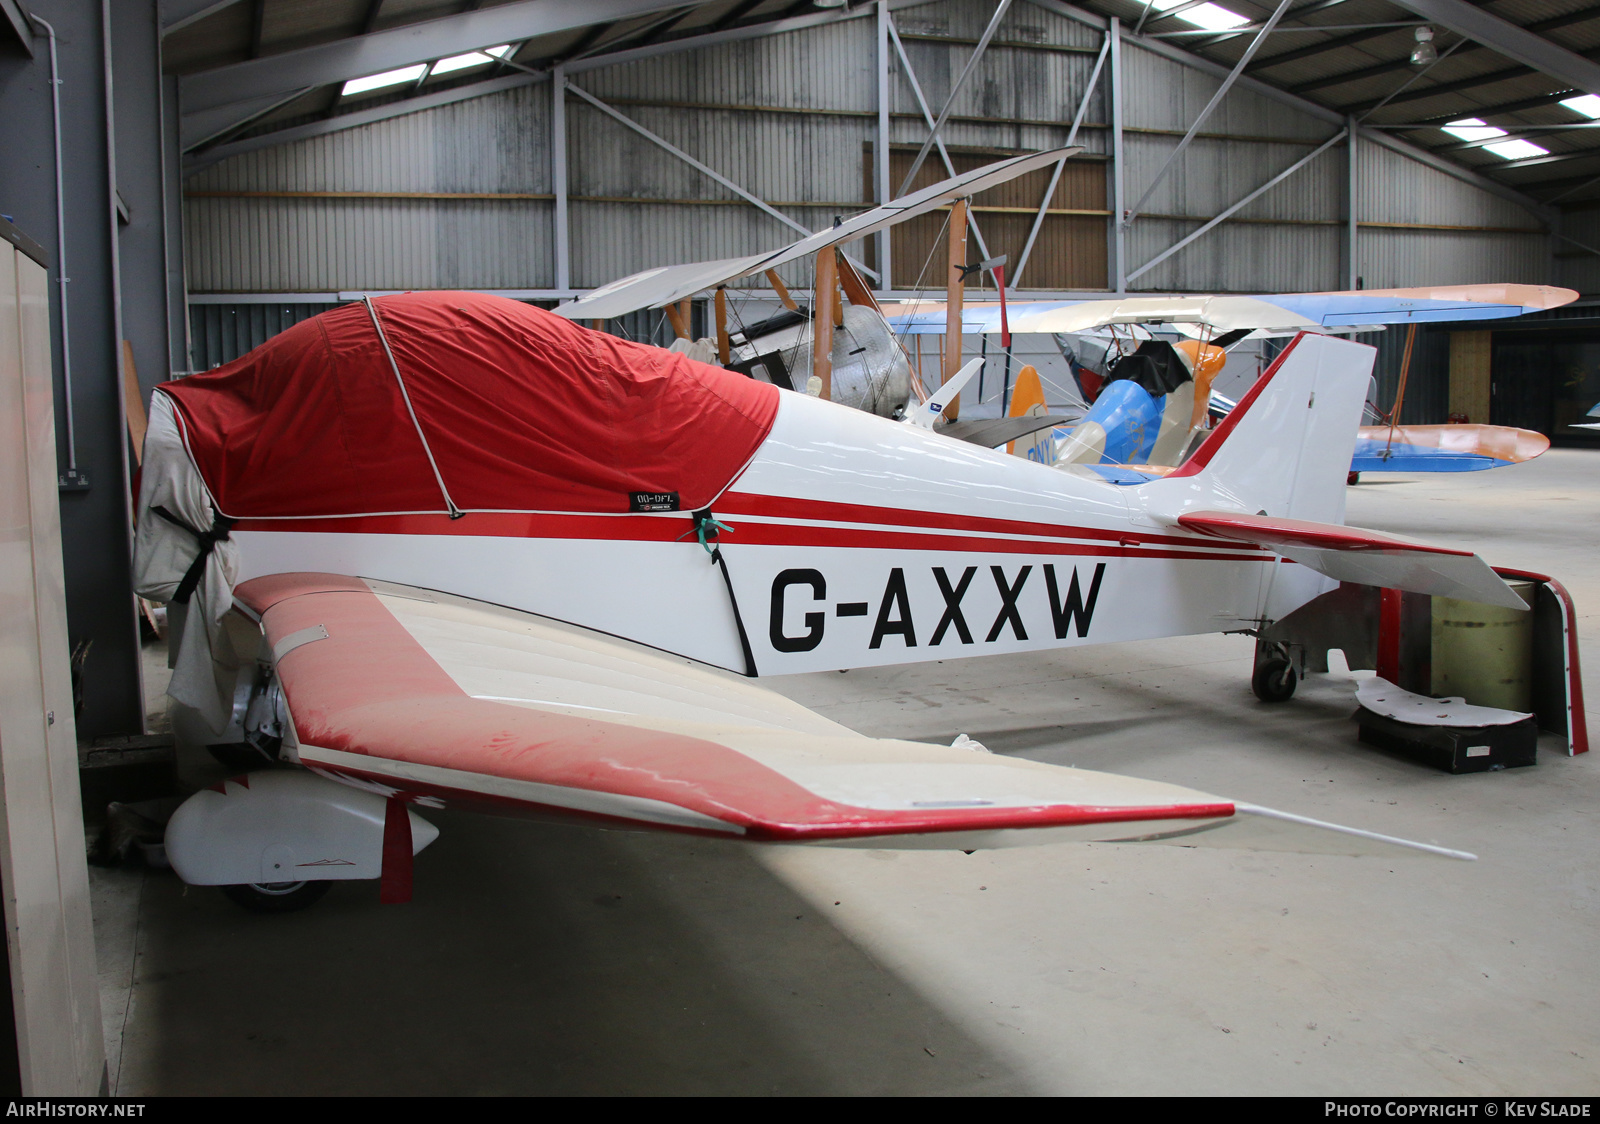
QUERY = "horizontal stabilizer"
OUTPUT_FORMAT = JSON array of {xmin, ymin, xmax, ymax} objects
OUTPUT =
[
  {"xmin": 1176, "ymin": 510, "xmax": 1528, "ymax": 610},
  {"xmin": 939, "ymin": 413, "xmax": 1078, "ymax": 448}
]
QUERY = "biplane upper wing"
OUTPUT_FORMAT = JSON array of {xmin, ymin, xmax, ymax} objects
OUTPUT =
[
  {"xmin": 884, "ymin": 284, "xmax": 1579, "ymax": 336},
  {"xmin": 547, "ymin": 254, "xmax": 773, "ymax": 322},
  {"xmin": 238, "ymin": 572, "xmax": 1471, "ymax": 859},
  {"xmin": 555, "ymin": 146, "xmax": 1083, "ymax": 322}
]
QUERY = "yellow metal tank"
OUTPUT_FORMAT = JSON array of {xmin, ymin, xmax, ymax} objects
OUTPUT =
[{"xmin": 1431, "ymin": 583, "xmax": 1536, "ymax": 711}]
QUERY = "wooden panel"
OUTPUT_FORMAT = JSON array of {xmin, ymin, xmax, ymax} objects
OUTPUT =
[
  {"xmin": 871, "ymin": 146, "xmax": 1107, "ymax": 291},
  {"xmin": 1449, "ymin": 330, "xmax": 1492, "ymax": 425},
  {"xmin": 0, "ymin": 245, "xmax": 105, "ymax": 1095}
]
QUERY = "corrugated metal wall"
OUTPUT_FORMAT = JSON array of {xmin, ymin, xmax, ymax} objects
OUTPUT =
[
  {"xmin": 1556, "ymin": 207, "xmax": 1600, "ymax": 293},
  {"xmin": 1355, "ymin": 138, "xmax": 1549, "ymax": 290},
  {"xmin": 184, "ymin": 0, "xmax": 1554, "ymax": 302},
  {"xmin": 187, "ymin": 302, "xmax": 338, "ymax": 370},
  {"xmin": 186, "ymin": 83, "xmax": 554, "ymax": 292}
]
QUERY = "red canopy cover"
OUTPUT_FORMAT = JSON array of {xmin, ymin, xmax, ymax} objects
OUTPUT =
[{"xmin": 159, "ymin": 292, "xmax": 780, "ymax": 518}]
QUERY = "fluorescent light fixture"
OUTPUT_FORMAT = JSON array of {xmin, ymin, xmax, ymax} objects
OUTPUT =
[
  {"xmin": 1561, "ymin": 94, "xmax": 1600, "ymax": 119},
  {"xmin": 1482, "ymin": 138, "xmax": 1548, "ymax": 160},
  {"xmin": 1149, "ymin": 0, "xmax": 1251, "ymax": 32},
  {"xmin": 1441, "ymin": 118, "xmax": 1505, "ymax": 142},
  {"xmin": 431, "ymin": 44, "xmax": 515, "ymax": 76},
  {"xmin": 342, "ymin": 63, "xmax": 428, "ymax": 97}
]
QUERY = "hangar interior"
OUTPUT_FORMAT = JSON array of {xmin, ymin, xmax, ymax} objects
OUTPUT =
[{"xmin": 0, "ymin": 0, "xmax": 1594, "ymax": 1096}]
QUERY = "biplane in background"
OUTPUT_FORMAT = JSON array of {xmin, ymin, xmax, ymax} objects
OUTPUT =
[
  {"xmin": 881, "ymin": 289, "xmax": 1570, "ymax": 480},
  {"xmin": 559, "ymin": 152, "xmax": 1573, "ymax": 479}
]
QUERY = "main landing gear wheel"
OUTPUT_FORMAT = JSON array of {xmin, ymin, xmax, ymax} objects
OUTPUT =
[
  {"xmin": 1252, "ymin": 656, "xmax": 1298, "ymax": 703},
  {"xmin": 221, "ymin": 880, "xmax": 332, "ymax": 914}
]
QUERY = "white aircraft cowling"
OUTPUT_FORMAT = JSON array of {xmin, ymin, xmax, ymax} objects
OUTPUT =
[{"xmin": 166, "ymin": 770, "xmax": 439, "ymax": 886}]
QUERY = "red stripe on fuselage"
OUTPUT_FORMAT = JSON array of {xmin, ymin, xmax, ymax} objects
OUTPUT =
[{"xmin": 232, "ymin": 496, "xmax": 1269, "ymax": 563}]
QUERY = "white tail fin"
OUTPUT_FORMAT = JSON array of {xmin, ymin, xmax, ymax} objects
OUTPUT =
[{"xmin": 1171, "ymin": 333, "xmax": 1372, "ymax": 524}]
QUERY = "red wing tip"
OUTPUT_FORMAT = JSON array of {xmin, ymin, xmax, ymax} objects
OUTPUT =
[{"xmin": 739, "ymin": 801, "xmax": 1237, "ymax": 842}]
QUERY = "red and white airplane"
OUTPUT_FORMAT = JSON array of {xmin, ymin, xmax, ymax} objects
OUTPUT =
[{"xmin": 133, "ymin": 291, "xmax": 1515, "ymax": 912}]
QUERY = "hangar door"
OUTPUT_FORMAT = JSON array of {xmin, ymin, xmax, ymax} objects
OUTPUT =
[
  {"xmin": 0, "ymin": 226, "xmax": 105, "ymax": 1095},
  {"xmin": 865, "ymin": 145, "xmax": 1108, "ymax": 291}
]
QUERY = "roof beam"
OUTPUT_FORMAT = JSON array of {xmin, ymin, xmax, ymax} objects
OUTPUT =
[
  {"xmin": 1180, "ymin": 0, "xmax": 1348, "ymax": 51},
  {"xmin": 182, "ymin": 1, "xmax": 916, "ymax": 171},
  {"xmin": 181, "ymin": 87, "xmax": 314, "ymax": 151},
  {"xmin": 1245, "ymin": 24, "xmax": 1400, "ymax": 73},
  {"xmin": 160, "ymin": 0, "xmax": 246, "ymax": 35},
  {"xmin": 1408, "ymin": 90, "xmax": 1579, "ymax": 123},
  {"xmin": 1493, "ymin": 147, "xmax": 1600, "ymax": 172},
  {"xmin": 1387, "ymin": 0, "xmax": 1600, "ymax": 96},
  {"xmin": 1288, "ymin": 4, "xmax": 1600, "ymax": 97},
  {"xmin": 1027, "ymin": 1, "xmax": 1551, "ymax": 216},
  {"xmin": 179, "ymin": 0, "xmax": 693, "ymax": 115},
  {"xmin": 1341, "ymin": 63, "xmax": 1548, "ymax": 114},
  {"xmin": 183, "ymin": 70, "xmax": 551, "ymax": 175}
]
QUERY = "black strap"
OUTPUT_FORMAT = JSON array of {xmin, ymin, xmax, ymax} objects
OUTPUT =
[
  {"xmin": 693, "ymin": 509, "xmax": 758, "ymax": 678},
  {"xmin": 151, "ymin": 504, "xmax": 236, "ymax": 605}
]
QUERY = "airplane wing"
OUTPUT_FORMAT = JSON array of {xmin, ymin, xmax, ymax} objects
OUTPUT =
[
  {"xmin": 546, "ymin": 255, "xmax": 772, "ymax": 323},
  {"xmin": 939, "ymin": 413, "xmax": 1080, "ymax": 448},
  {"xmin": 888, "ymin": 295, "xmax": 1321, "ymax": 337},
  {"xmin": 883, "ymin": 284, "xmax": 1578, "ymax": 337},
  {"xmin": 1351, "ymin": 424, "xmax": 1549, "ymax": 473},
  {"xmin": 555, "ymin": 146, "xmax": 1083, "ymax": 322},
  {"xmin": 1266, "ymin": 284, "xmax": 1577, "ymax": 327},
  {"xmin": 239, "ymin": 572, "xmax": 1471, "ymax": 858},
  {"xmin": 1175, "ymin": 510, "xmax": 1529, "ymax": 611}
]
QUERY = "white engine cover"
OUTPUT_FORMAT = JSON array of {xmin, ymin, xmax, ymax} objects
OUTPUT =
[{"xmin": 166, "ymin": 770, "xmax": 439, "ymax": 886}]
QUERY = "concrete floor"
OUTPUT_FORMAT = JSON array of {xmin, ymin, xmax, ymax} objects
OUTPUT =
[{"xmin": 92, "ymin": 449, "xmax": 1600, "ymax": 1096}]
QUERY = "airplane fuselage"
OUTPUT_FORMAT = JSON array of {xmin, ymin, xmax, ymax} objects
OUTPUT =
[{"xmin": 231, "ymin": 393, "xmax": 1330, "ymax": 677}]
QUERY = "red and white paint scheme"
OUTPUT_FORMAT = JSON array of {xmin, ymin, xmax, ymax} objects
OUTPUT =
[{"xmin": 135, "ymin": 293, "xmax": 1516, "ymax": 906}]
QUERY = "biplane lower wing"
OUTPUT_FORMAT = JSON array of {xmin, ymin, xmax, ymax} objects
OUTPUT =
[
  {"xmin": 233, "ymin": 573, "xmax": 1471, "ymax": 859},
  {"xmin": 1350, "ymin": 424, "xmax": 1549, "ymax": 473}
]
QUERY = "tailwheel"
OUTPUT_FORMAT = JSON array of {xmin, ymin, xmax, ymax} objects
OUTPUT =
[
  {"xmin": 221, "ymin": 880, "xmax": 332, "ymax": 914},
  {"xmin": 1252, "ymin": 654, "xmax": 1298, "ymax": 703}
]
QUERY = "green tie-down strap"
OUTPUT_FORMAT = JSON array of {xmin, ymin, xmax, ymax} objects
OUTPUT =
[
  {"xmin": 681, "ymin": 510, "xmax": 734, "ymax": 556},
  {"xmin": 681, "ymin": 509, "xmax": 756, "ymax": 677}
]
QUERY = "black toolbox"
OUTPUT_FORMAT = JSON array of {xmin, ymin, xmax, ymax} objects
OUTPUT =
[{"xmin": 1355, "ymin": 707, "xmax": 1537, "ymax": 774}]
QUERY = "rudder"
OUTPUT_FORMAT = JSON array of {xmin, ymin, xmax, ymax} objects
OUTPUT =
[{"xmin": 1170, "ymin": 332, "xmax": 1372, "ymax": 525}]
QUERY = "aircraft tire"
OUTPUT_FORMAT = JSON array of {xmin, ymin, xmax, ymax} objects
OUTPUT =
[
  {"xmin": 221, "ymin": 880, "xmax": 332, "ymax": 914},
  {"xmin": 1347, "ymin": 471, "xmax": 1360, "ymax": 485},
  {"xmin": 1251, "ymin": 657, "xmax": 1298, "ymax": 703}
]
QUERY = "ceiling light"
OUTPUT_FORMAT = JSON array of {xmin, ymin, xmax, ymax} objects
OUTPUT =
[
  {"xmin": 1482, "ymin": 139, "xmax": 1548, "ymax": 160},
  {"xmin": 1561, "ymin": 94, "xmax": 1600, "ymax": 119},
  {"xmin": 342, "ymin": 64, "xmax": 428, "ymax": 97},
  {"xmin": 1410, "ymin": 25, "xmax": 1436, "ymax": 67},
  {"xmin": 1149, "ymin": 0, "xmax": 1251, "ymax": 32},
  {"xmin": 1441, "ymin": 118, "xmax": 1505, "ymax": 143}
]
